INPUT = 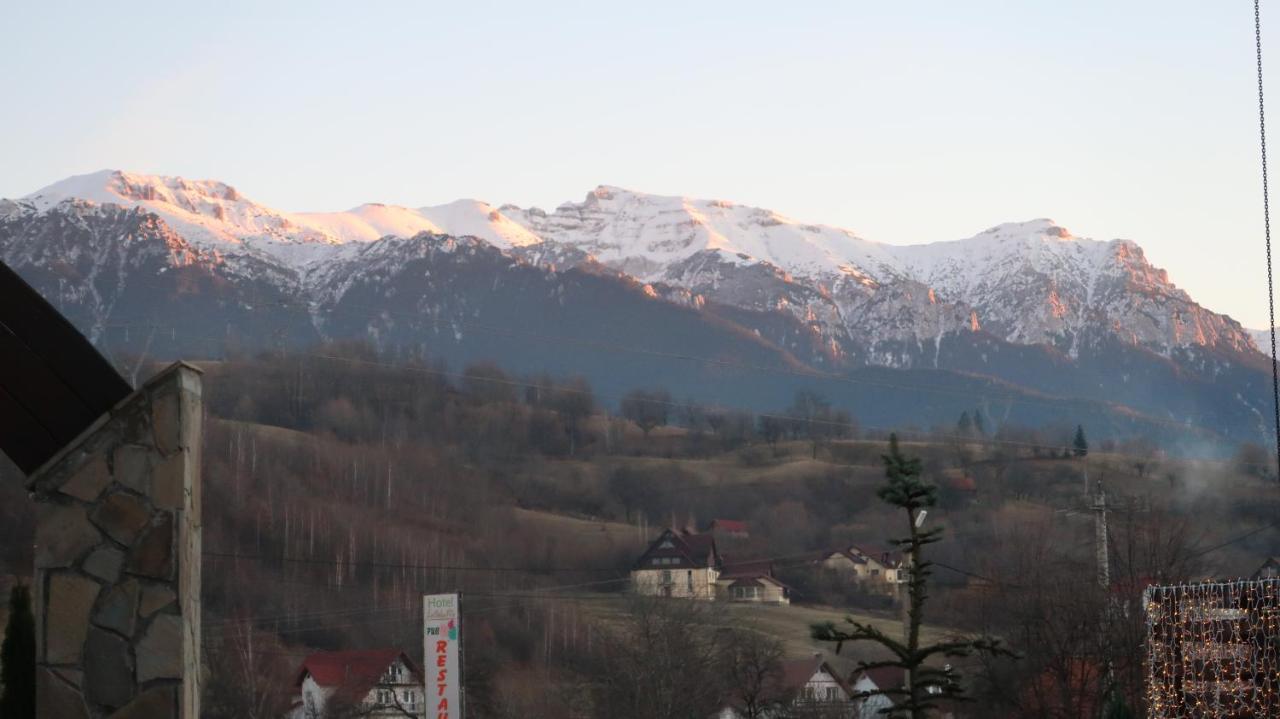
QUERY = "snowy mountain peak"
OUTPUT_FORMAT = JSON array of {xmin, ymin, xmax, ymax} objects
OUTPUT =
[
  {"xmin": 505, "ymin": 185, "xmax": 893, "ymax": 283},
  {"xmin": 413, "ymin": 199, "xmax": 542, "ymax": 249}
]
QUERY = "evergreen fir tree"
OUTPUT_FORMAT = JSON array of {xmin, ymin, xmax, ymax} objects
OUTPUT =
[
  {"xmin": 0, "ymin": 583, "xmax": 36, "ymax": 719},
  {"xmin": 1073, "ymin": 424, "xmax": 1089, "ymax": 458},
  {"xmin": 956, "ymin": 411, "xmax": 972, "ymax": 437},
  {"xmin": 811, "ymin": 435, "xmax": 1010, "ymax": 718}
]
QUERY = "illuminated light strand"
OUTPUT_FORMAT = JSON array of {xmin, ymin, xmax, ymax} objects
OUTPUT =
[{"xmin": 1145, "ymin": 578, "xmax": 1280, "ymax": 717}]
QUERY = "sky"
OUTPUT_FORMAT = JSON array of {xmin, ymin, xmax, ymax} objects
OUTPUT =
[{"xmin": 2, "ymin": 1, "xmax": 1277, "ymax": 326}]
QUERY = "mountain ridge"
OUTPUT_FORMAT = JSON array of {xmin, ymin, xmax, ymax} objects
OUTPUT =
[
  {"xmin": 18, "ymin": 169, "xmax": 1257, "ymax": 357},
  {"xmin": 4, "ymin": 169, "xmax": 1272, "ymax": 450}
]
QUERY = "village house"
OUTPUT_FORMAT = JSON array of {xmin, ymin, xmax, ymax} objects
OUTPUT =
[
  {"xmin": 716, "ymin": 654, "xmax": 855, "ymax": 718},
  {"xmin": 719, "ymin": 558, "xmax": 791, "ymax": 605},
  {"xmin": 631, "ymin": 528, "xmax": 723, "ymax": 599},
  {"xmin": 290, "ymin": 648, "xmax": 425, "ymax": 718},
  {"xmin": 819, "ymin": 545, "xmax": 903, "ymax": 590}
]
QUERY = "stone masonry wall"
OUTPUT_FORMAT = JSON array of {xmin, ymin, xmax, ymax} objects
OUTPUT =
[{"xmin": 27, "ymin": 362, "xmax": 202, "ymax": 718}]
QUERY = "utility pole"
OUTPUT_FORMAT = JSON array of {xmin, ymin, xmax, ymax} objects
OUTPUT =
[{"xmin": 1092, "ymin": 478, "xmax": 1110, "ymax": 589}]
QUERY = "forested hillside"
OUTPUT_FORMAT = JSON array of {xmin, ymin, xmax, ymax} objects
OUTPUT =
[{"xmin": 2, "ymin": 344, "xmax": 1277, "ymax": 717}]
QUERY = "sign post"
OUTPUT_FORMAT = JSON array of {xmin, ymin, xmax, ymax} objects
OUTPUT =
[{"xmin": 424, "ymin": 593, "xmax": 462, "ymax": 719}]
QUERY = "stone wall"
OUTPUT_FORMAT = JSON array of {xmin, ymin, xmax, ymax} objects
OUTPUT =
[{"xmin": 27, "ymin": 362, "xmax": 202, "ymax": 718}]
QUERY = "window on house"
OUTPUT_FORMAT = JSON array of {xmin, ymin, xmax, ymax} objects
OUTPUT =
[
  {"xmin": 871, "ymin": 569, "xmax": 880, "ymax": 576},
  {"xmin": 661, "ymin": 569, "xmax": 672, "ymax": 583},
  {"xmin": 687, "ymin": 570, "xmax": 693, "ymax": 591},
  {"xmin": 826, "ymin": 687, "xmax": 839, "ymax": 701}
]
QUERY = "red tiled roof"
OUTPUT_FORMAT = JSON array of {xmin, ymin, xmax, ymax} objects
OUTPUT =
[
  {"xmin": 296, "ymin": 648, "xmax": 422, "ymax": 696},
  {"xmin": 710, "ymin": 519, "xmax": 749, "ymax": 533}
]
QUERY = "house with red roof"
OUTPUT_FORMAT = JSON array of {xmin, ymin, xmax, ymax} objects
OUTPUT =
[
  {"xmin": 631, "ymin": 528, "xmax": 724, "ymax": 599},
  {"xmin": 289, "ymin": 648, "xmax": 425, "ymax": 718},
  {"xmin": 707, "ymin": 518, "xmax": 750, "ymax": 539},
  {"xmin": 716, "ymin": 654, "xmax": 855, "ymax": 718}
]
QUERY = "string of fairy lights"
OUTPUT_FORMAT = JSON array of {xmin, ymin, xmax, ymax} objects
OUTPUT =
[{"xmin": 1144, "ymin": 578, "xmax": 1280, "ymax": 717}]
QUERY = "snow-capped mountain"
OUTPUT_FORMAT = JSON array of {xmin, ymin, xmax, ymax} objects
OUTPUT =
[
  {"xmin": 498, "ymin": 186, "xmax": 1257, "ymax": 363},
  {"xmin": 21, "ymin": 170, "xmax": 536, "ymax": 263},
  {"xmin": 2, "ymin": 170, "xmax": 1273, "ymax": 448}
]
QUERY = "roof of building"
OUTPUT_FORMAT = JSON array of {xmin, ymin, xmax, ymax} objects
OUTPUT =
[
  {"xmin": 721, "ymin": 558, "xmax": 774, "ymax": 578},
  {"xmin": 855, "ymin": 666, "xmax": 906, "ymax": 693},
  {"xmin": 0, "ymin": 260, "xmax": 132, "ymax": 475},
  {"xmin": 850, "ymin": 545, "xmax": 902, "ymax": 568},
  {"xmin": 779, "ymin": 655, "xmax": 853, "ymax": 697},
  {"xmin": 296, "ymin": 648, "xmax": 422, "ymax": 700},
  {"xmin": 634, "ymin": 528, "xmax": 722, "ymax": 570},
  {"xmin": 709, "ymin": 518, "xmax": 749, "ymax": 533},
  {"xmin": 727, "ymin": 573, "xmax": 788, "ymax": 589},
  {"xmin": 822, "ymin": 549, "xmax": 868, "ymax": 565}
]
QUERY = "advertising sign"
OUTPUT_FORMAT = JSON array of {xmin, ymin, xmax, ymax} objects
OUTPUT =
[{"xmin": 424, "ymin": 593, "xmax": 462, "ymax": 718}]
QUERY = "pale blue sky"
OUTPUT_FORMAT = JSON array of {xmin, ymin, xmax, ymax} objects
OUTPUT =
[{"xmin": 2, "ymin": 1, "xmax": 1276, "ymax": 326}]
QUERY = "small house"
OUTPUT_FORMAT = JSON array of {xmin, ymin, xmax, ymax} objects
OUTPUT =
[
  {"xmin": 290, "ymin": 648, "xmax": 424, "ymax": 718},
  {"xmin": 717, "ymin": 654, "xmax": 855, "ymax": 718},
  {"xmin": 820, "ymin": 545, "xmax": 902, "ymax": 587},
  {"xmin": 718, "ymin": 558, "xmax": 790, "ymax": 604},
  {"xmin": 631, "ymin": 528, "xmax": 723, "ymax": 599}
]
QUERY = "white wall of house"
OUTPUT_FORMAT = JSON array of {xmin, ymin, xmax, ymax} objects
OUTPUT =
[
  {"xmin": 296, "ymin": 675, "xmax": 330, "ymax": 719},
  {"xmin": 631, "ymin": 566, "xmax": 719, "ymax": 599},
  {"xmin": 800, "ymin": 668, "xmax": 851, "ymax": 704}
]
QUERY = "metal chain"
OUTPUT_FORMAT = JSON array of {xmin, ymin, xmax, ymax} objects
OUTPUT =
[{"xmin": 1257, "ymin": 0, "xmax": 1280, "ymax": 484}]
